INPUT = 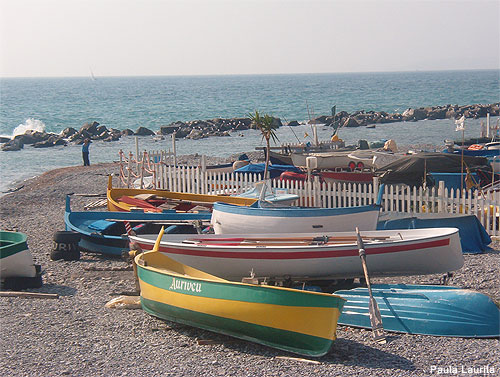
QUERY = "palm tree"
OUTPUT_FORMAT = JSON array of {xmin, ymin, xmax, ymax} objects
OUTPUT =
[{"xmin": 249, "ymin": 110, "xmax": 279, "ymax": 180}]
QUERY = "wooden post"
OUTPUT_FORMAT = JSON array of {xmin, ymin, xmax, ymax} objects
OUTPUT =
[
  {"xmin": 127, "ymin": 152, "xmax": 133, "ymax": 188},
  {"xmin": 119, "ymin": 149, "xmax": 124, "ymax": 184},
  {"xmin": 438, "ymin": 181, "xmax": 445, "ymax": 213},
  {"xmin": 135, "ymin": 136, "xmax": 139, "ymax": 162},
  {"xmin": 172, "ymin": 132, "xmax": 177, "ymax": 167},
  {"xmin": 372, "ymin": 176, "xmax": 379, "ymax": 205},
  {"xmin": 487, "ymin": 113, "xmax": 490, "ymax": 137},
  {"xmin": 201, "ymin": 155, "xmax": 206, "ymax": 173}
]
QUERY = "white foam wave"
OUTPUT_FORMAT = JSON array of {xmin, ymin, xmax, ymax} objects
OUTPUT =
[{"xmin": 12, "ymin": 118, "xmax": 46, "ymax": 137}]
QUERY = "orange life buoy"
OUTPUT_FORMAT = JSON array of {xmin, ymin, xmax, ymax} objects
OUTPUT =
[{"xmin": 468, "ymin": 144, "xmax": 484, "ymax": 150}]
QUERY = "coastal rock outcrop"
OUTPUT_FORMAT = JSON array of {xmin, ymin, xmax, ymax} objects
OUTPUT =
[
  {"xmin": 401, "ymin": 108, "xmax": 428, "ymax": 121},
  {"xmin": 61, "ymin": 127, "xmax": 78, "ymax": 138},
  {"xmin": 343, "ymin": 117, "xmax": 360, "ymax": 128},
  {"xmin": 308, "ymin": 103, "xmax": 499, "ymax": 129},
  {"xmin": 121, "ymin": 129, "xmax": 135, "ymax": 136},
  {"xmin": 79, "ymin": 121, "xmax": 100, "ymax": 135},
  {"xmin": 33, "ymin": 135, "xmax": 67, "ymax": 148},
  {"xmin": 1, "ymin": 103, "xmax": 498, "ymax": 151},
  {"xmin": 1, "ymin": 138, "xmax": 23, "ymax": 151},
  {"xmin": 135, "ymin": 127, "xmax": 155, "ymax": 136}
]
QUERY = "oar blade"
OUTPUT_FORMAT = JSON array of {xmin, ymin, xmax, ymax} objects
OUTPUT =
[
  {"xmin": 369, "ymin": 297, "xmax": 386, "ymax": 344},
  {"xmin": 355, "ymin": 227, "xmax": 386, "ymax": 344}
]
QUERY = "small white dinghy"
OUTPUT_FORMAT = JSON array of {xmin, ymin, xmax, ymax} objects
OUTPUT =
[{"xmin": 129, "ymin": 227, "xmax": 464, "ymax": 282}]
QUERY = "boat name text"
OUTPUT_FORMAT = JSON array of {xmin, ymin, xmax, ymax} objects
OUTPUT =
[{"xmin": 169, "ymin": 278, "xmax": 202, "ymax": 293}]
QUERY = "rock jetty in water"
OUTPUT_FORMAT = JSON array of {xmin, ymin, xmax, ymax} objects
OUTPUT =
[{"xmin": 1, "ymin": 103, "xmax": 498, "ymax": 151}]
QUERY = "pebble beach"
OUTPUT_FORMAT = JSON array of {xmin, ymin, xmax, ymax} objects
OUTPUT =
[{"xmin": 0, "ymin": 156, "xmax": 499, "ymax": 377}]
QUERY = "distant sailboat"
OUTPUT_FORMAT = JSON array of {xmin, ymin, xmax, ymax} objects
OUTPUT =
[{"xmin": 89, "ymin": 67, "xmax": 96, "ymax": 81}]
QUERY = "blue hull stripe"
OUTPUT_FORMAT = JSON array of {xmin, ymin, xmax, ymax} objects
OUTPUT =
[{"xmin": 213, "ymin": 202, "xmax": 379, "ymax": 217}]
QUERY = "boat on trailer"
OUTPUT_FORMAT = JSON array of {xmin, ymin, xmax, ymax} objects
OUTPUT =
[
  {"xmin": 134, "ymin": 238, "xmax": 346, "ymax": 357},
  {"xmin": 129, "ymin": 228, "xmax": 464, "ymax": 282}
]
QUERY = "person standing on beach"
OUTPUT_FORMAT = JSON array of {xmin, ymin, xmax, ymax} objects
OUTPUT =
[{"xmin": 82, "ymin": 138, "xmax": 91, "ymax": 166}]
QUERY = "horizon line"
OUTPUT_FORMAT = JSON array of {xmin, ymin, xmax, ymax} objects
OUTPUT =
[{"xmin": 1, "ymin": 67, "xmax": 499, "ymax": 80}]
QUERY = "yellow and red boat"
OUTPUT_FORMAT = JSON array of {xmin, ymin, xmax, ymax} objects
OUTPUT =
[{"xmin": 107, "ymin": 176, "xmax": 256, "ymax": 212}]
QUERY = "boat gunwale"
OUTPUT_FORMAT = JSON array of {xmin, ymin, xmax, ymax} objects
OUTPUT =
[
  {"xmin": 213, "ymin": 201, "xmax": 381, "ymax": 217},
  {"xmin": 135, "ymin": 251, "xmax": 346, "ymax": 301},
  {"xmin": 131, "ymin": 227, "xmax": 460, "ymax": 251},
  {"xmin": 107, "ymin": 175, "xmax": 257, "ymax": 212},
  {"xmin": 0, "ymin": 231, "xmax": 29, "ymax": 258}
]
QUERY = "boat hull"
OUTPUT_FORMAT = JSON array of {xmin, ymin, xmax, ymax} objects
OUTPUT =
[
  {"xmin": 291, "ymin": 150, "xmax": 403, "ymax": 170},
  {"xmin": 136, "ymin": 251, "xmax": 345, "ymax": 357},
  {"xmin": 130, "ymin": 228, "xmax": 464, "ymax": 281},
  {"xmin": 291, "ymin": 152, "xmax": 352, "ymax": 169},
  {"xmin": 321, "ymin": 170, "xmax": 374, "ymax": 184},
  {"xmin": 211, "ymin": 202, "xmax": 380, "ymax": 234},
  {"xmin": 335, "ymin": 284, "xmax": 500, "ymax": 338},
  {"xmin": 65, "ymin": 196, "xmax": 211, "ymax": 256},
  {"xmin": 0, "ymin": 231, "xmax": 37, "ymax": 279},
  {"xmin": 107, "ymin": 176, "xmax": 256, "ymax": 212}
]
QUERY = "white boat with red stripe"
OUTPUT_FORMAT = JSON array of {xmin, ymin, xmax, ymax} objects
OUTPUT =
[{"xmin": 129, "ymin": 228, "xmax": 463, "ymax": 281}]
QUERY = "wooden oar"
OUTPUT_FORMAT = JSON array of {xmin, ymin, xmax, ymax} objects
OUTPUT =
[
  {"xmin": 189, "ymin": 235, "xmax": 390, "ymax": 243},
  {"xmin": 107, "ymin": 219, "xmax": 210, "ymax": 225},
  {"xmin": 356, "ymin": 227, "xmax": 386, "ymax": 344},
  {"xmin": 185, "ymin": 240, "xmax": 362, "ymax": 247}
]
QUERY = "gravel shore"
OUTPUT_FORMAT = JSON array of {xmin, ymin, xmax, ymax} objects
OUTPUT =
[{"xmin": 0, "ymin": 158, "xmax": 499, "ymax": 377}]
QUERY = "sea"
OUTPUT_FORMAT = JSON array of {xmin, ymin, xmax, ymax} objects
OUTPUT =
[{"xmin": 0, "ymin": 70, "xmax": 499, "ymax": 193}]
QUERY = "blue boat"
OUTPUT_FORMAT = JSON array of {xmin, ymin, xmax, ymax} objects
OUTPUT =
[
  {"xmin": 334, "ymin": 284, "xmax": 500, "ymax": 338},
  {"xmin": 448, "ymin": 148, "xmax": 500, "ymax": 158},
  {"xmin": 64, "ymin": 196, "xmax": 211, "ymax": 256},
  {"xmin": 233, "ymin": 163, "xmax": 303, "ymax": 179}
]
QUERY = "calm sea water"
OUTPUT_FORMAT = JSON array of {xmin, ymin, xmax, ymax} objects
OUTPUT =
[{"xmin": 0, "ymin": 70, "xmax": 499, "ymax": 193}]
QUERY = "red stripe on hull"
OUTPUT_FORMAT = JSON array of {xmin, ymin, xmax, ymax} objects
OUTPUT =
[{"xmin": 136, "ymin": 238, "xmax": 451, "ymax": 260}]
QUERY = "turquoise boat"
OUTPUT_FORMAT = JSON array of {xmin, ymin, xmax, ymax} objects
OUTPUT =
[
  {"xmin": 134, "ymin": 230, "xmax": 346, "ymax": 357},
  {"xmin": 335, "ymin": 284, "xmax": 500, "ymax": 338}
]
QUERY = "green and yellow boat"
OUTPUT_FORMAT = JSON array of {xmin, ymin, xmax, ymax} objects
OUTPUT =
[{"xmin": 134, "ymin": 229, "xmax": 346, "ymax": 357}]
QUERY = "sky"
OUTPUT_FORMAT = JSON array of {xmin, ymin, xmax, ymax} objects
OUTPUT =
[{"xmin": 0, "ymin": 0, "xmax": 499, "ymax": 78}]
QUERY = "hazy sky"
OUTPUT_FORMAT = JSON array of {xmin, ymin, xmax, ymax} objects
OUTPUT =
[{"xmin": 0, "ymin": 0, "xmax": 498, "ymax": 77}]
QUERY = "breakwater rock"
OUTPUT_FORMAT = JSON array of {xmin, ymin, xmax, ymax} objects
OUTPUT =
[
  {"xmin": 1, "ymin": 103, "xmax": 498, "ymax": 151},
  {"xmin": 2, "ymin": 121, "xmax": 128, "ymax": 151},
  {"xmin": 309, "ymin": 103, "xmax": 499, "ymax": 128}
]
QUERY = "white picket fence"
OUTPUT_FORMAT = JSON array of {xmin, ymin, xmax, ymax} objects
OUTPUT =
[{"xmin": 118, "ymin": 150, "xmax": 500, "ymax": 236}]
